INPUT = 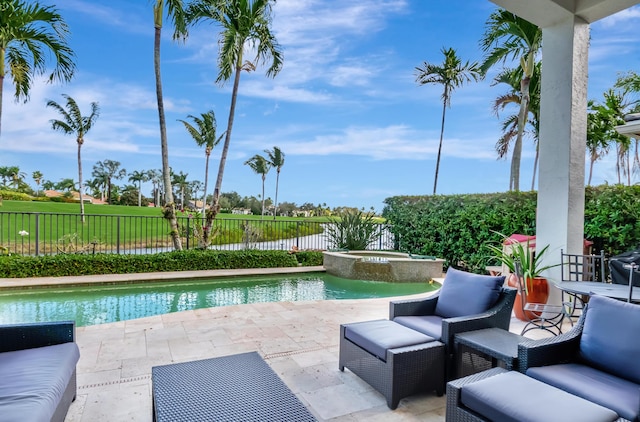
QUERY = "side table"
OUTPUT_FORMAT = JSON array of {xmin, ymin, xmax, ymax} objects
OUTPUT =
[{"xmin": 454, "ymin": 328, "xmax": 525, "ymax": 378}]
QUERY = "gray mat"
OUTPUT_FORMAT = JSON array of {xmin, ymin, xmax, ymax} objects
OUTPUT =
[{"xmin": 152, "ymin": 351, "xmax": 317, "ymax": 422}]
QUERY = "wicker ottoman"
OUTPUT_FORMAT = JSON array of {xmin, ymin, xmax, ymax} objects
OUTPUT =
[{"xmin": 339, "ymin": 319, "xmax": 445, "ymax": 409}]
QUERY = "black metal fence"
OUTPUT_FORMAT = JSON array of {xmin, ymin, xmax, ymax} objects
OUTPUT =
[{"xmin": 0, "ymin": 212, "xmax": 395, "ymax": 256}]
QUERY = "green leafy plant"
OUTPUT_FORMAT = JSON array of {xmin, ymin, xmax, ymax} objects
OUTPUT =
[
  {"xmin": 325, "ymin": 209, "xmax": 382, "ymax": 250},
  {"xmin": 485, "ymin": 232, "xmax": 559, "ymax": 286}
]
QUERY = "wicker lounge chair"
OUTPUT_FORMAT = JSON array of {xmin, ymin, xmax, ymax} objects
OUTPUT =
[{"xmin": 389, "ymin": 268, "xmax": 516, "ymax": 379}]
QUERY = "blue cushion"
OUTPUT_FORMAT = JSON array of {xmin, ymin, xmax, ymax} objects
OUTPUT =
[
  {"xmin": 527, "ymin": 363, "xmax": 640, "ymax": 421},
  {"xmin": 462, "ymin": 371, "xmax": 619, "ymax": 422},
  {"xmin": 579, "ymin": 295, "xmax": 640, "ymax": 384},
  {"xmin": 343, "ymin": 319, "xmax": 435, "ymax": 361},
  {"xmin": 0, "ymin": 342, "xmax": 80, "ymax": 421},
  {"xmin": 393, "ymin": 315, "xmax": 443, "ymax": 340},
  {"xmin": 434, "ymin": 268, "xmax": 504, "ymax": 318}
]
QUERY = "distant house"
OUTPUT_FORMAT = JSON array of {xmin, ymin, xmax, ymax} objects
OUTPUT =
[
  {"xmin": 231, "ymin": 208, "xmax": 252, "ymax": 215},
  {"xmin": 292, "ymin": 210, "xmax": 312, "ymax": 218},
  {"xmin": 43, "ymin": 190, "xmax": 104, "ymax": 204},
  {"xmin": 187, "ymin": 200, "xmax": 208, "ymax": 210}
]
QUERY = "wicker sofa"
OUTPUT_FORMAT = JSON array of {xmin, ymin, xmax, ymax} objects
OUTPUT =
[
  {"xmin": 518, "ymin": 295, "xmax": 640, "ymax": 421},
  {"xmin": 446, "ymin": 295, "xmax": 640, "ymax": 421},
  {"xmin": 0, "ymin": 321, "xmax": 80, "ymax": 422}
]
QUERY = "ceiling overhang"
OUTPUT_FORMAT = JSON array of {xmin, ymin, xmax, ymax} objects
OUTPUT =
[{"xmin": 489, "ymin": 0, "xmax": 640, "ymax": 27}]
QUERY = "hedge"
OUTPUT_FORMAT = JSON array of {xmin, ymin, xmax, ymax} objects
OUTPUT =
[
  {"xmin": 0, "ymin": 249, "xmax": 325, "ymax": 278},
  {"xmin": 382, "ymin": 185, "xmax": 640, "ymax": 273}
]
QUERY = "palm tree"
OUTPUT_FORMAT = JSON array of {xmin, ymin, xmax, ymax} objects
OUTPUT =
[
  {"xmin": 47, "ymin": 94, "xmax": 99, "ymax": 221},
  {"xmin": 57, "ymin": 177, "xmax": 75, "ymax": 192},
  {"xmin": 586, "ymin": 99, "xmax": 613, "ymax": 186},
  {"xmin": 147, "ymin": 169, "xmax": 162, "ymax": 206},
  {"xmin": 32, "ymin": 170, "xmax": 43, "ymax": 196},
  {"xmin": 0, "ymin": 0, "xmax": 75, "ymax": 139},
  {"xmin": 415, "ymin": 47, "xmax": 481, "ymax": 195},
  {"xmin": 171, "ymin": 171, "xmax": 189, "ymax": 209},
  {"xmin": 153, "ymin": 0, "xmax": 188, "ymax": 250},
  {"xmin": 178, "ymin": 110, "xmax": 222, "ymax": 219},
  {"xmin": 244, "ymin": 154, "xmax": 271, "ymax": 218},
  {"xmin": 492, "ymin": 64, "xmax": 541, "ymax": 190},
  {"xmin": 42, "ymin": 179, "xmax": 54, "ymax": 190},
  {"xmin": 265, "ymin": 146, "xmax": 284, "ymax": 219},
  {"xmin": 128, "ymin": 170, "xmax": 149, "ymax": 207},
  {"xmin": 0, "ymin": 166, "xmax": 12, "ymax": 187},
  {"xmin": 187, "ymin": 0, "xmax": 283, "ymax": 231},
  {"xmin": 6, "ymin": 166, "xmax": 25, "ymax": 189},
  {"xmin": 480, "ymin": 9, "xmax": 542, "ymax": 191},
  {"xmin": 92, "ymin": 159, "xmax": 126, "ymax": 204}
]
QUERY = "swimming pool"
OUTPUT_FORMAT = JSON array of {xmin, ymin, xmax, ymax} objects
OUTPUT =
[{"xmin": 0, "ymin": 272, "xmax": 439, "ymax": 327}]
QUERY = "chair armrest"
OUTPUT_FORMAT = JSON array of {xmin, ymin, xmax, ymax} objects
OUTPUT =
[
  {"xmin": 389, "ymin": 292, "xmax": 439, "ymax": 319},
  {"xmin": 0, "ymin": 321, "xmax": 75, "ymax": 353},
  {"xmin": 441, "ymin": 287, "xmax": 517, "ymax": 347},
  {"xmin": 517, "ymin": 314, "xmax": 584, "ymax": 373}
]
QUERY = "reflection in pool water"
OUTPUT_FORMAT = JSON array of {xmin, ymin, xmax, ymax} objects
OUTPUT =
[{"xmin": 0, "ymin": 272, "xmax": 439, "ymax": 327}]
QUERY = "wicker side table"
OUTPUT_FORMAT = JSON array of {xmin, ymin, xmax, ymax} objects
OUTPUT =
[{"xmin": 454, "ymin": 328, "xmax": 524, "ymax": 378}]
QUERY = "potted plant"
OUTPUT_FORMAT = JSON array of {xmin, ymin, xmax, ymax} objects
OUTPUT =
[{"xmin": 486, "ymin": 233, "xmax": 559, "ymax": 321}]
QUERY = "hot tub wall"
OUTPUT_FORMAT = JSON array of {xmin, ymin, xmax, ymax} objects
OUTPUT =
[{"xmin": 323, "ymin": 251, "xmax": 444, "ymax": 283}]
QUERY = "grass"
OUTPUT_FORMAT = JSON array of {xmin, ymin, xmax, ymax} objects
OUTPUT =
[{"xmin": 0, "ymin": 201, "xmax": 326, "ymax": 253}]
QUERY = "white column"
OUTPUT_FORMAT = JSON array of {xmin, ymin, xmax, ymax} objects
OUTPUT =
[{"xmin": 536, "ymin": 16, "xmax": 589, "ymax": 303}]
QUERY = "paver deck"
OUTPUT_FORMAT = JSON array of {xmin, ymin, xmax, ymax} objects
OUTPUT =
[{"xmin": 1, "ymin": 268, "xmax": 568, "ymax": 421}]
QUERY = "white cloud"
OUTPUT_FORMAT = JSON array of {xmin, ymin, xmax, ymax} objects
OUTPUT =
[
  {"xmin": 184, "ymin": 0, "xmax": 409, "ymax": 105},
  {"xmin": 247, "ymin": 124, "xmax": 499, "ymax": 161},
  {"xmin": 597, "ymin": 6, "xmax": 640, "ymax": 28}
]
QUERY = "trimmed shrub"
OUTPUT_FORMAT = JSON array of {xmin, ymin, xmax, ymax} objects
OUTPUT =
[
  {"xmin": 382, "ymin": 185, "xmax": 640, "ymax": 273},
  {"xmin": 0, "ymin": 250, "xmax": 301, "ymax": 278}
]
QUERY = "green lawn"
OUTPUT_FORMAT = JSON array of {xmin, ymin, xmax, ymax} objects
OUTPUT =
[{"xmin": 0, "ymin": 201, "xmax": 326, "ymax": 254}]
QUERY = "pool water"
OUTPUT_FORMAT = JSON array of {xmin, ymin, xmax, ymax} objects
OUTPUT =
[{"xmin": 0, "ymin": 272, "xmax": 439, "ymax": 327}]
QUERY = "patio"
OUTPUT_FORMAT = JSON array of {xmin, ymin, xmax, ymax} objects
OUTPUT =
[{"xmin": 62, "ymin": 290, "xmax": 563, "ymax": 421}]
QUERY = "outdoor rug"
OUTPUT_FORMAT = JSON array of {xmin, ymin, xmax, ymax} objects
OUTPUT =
[{"xmin": 152, "ymin": 351, "xmax": 317, "ymax": 422}]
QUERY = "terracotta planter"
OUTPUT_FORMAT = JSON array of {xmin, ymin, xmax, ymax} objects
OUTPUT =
[{"xmin": 507, "ymin": 274, "xmax": 550, "ymax": 321}]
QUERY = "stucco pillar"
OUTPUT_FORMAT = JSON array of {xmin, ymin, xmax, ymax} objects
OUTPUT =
[{"xmin": 536, "ymin": 17, "xmax": 589, "ymax": 299}]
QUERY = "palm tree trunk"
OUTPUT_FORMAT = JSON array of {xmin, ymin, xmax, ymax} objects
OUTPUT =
[
  {"xmin": 77, "ymin": 141, "xmax": 85, "ymax": 223},
  {"xmin": 531, "ymin": 144, "xmax": 539, "ymax": 191},
  {"xmin": 202, "ymin": 153, "xmax": 210, "ymax": 218},
  {"xmin": 0, "ymin": 72, "xmax": 4, "ymax": 138},
  {"xmin": 261, "ymin": 175, "xmax": 265, "ymax": 219},
  {"xmin": 512, "ymin": 77, "xmax": 530, "ymax": 192},
  {"xmin": 273, "ymin": 170, "xmax": 280, "ymax": 220},
  {"xmin": 433, "ymin": 97, "xmax": 447, "ymax": 195},
  {"xmin": 137, "ymin": 181, "xmax": 142, "ymax": 206},
  {"xmin": 154, "ymin": 23, "xmax": 182, "ymax": 250},
  {"xmin": 206, "ymin": 58, "xmax": 243, "ymax": 243},
  {"xmin": 588, "ymin": 156, "xmax": 595, "ymax": 186}
]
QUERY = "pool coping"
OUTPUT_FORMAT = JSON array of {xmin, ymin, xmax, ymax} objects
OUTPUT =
[{"xmin": 0, "ymin": 266, "xmax": 327, "ymax": 290}]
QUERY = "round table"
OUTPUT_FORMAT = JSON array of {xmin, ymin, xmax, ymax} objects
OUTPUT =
[{"xmin": 554, "ymin": 281, "xmax": 640, "ymax": 302}]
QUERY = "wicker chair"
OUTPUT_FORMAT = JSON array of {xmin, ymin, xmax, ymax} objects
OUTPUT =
[{"xmin": 389, "ymin": 268, "xmax": 516, "ymax": 379}]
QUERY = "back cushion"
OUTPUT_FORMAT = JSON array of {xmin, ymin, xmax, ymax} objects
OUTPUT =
[
  {"xmin": 434, "ymin": 267, "xmax": 504, "ymax": 318},
  {"xmin": 579, "ymin": 295, "xmax": 640, "ymax": 384}
]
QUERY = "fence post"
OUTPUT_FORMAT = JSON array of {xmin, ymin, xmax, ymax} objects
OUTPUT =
[
  {"xmin": 35, "ymin": 213, "xmax": 40, "ymax": 256},
  {"xmin": 186, "ymin": 217, "xmax": 190, "ymax": 250},
  {"xmin": 117, "ymin": 216, "xmax": 121, "ymax": 254},
  {"xmin": 378, "ymin": 224, "xmax": 383, "ymax": 250},
  {"xmin": 296, "ymin": 221, "xmax": 300, "ymax": 249}
]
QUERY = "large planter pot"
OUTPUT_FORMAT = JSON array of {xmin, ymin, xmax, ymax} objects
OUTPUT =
[{"xmin": 507, "ymin": 274, "xmax": 550, "ymax": 321}]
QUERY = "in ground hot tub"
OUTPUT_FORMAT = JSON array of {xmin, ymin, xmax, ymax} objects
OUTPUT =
[{"xmin": 323, "ymin": 250, "xmax": 444, "ymax": 282}]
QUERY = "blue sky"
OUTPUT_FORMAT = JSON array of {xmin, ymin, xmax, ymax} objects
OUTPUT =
[{"xmin": 2, "ymin": 0, "xmax": 640, "ymax": 212}]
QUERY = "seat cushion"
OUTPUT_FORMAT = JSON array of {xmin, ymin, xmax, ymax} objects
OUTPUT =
[
  {"xmin": 462, "ymin": 371, "xmax": 619, "ymax": 422},
  {"xmin": 434, "ymin": 268, "xmax": 504, "ymax": 318},
  {"xmin": 579, "ymin": 294, "xmax": 640, "ymax": 384},
  {"xmin": 393, "ymin": 315, "xmax": 443, "ymax": 340},
  {"xmin": 343, "ymin": 319, "xmax": 435, "ymax": 361},
  {"xmin": 0, "ymin": 342, "xmax": 80, "ymax": 421},
  {"xmin": 527, "ymin": 363, "xmax": 640, "ymax": 421}
]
